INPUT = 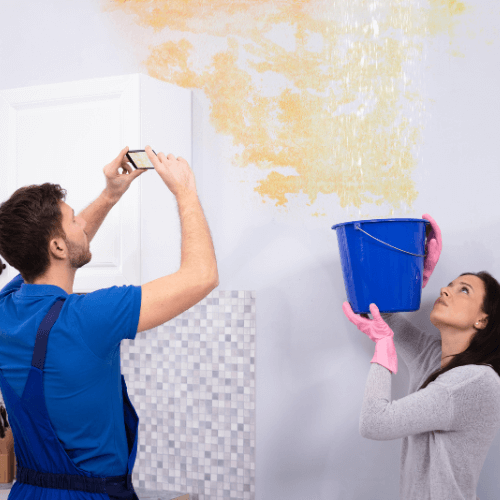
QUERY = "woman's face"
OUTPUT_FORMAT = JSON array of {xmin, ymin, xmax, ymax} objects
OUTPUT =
[{"xmin": 430, "ymin": 274, "xmax": 488, "ymax": 331}]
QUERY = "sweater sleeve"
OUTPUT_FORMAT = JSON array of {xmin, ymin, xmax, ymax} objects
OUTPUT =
[
  {"xmin": 380, "ymin": 312, "xmax": 439, "ymax": 370},
  {"xmin": 359, "ymin": 362, "xmax": 453, "ymax": 441}
]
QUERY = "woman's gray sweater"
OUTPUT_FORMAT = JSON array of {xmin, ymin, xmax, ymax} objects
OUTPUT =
[{"xmin": 359, "ymin": 313, "xmax": 500, "ymax": 500}]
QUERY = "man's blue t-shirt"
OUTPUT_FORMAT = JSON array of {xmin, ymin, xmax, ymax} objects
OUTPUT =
[{"xmin": 0, "ymin": 273, "xmax": 142, "ymax": 476}]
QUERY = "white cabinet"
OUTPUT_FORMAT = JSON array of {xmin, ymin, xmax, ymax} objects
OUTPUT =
[{"xmin": 0, "ymin": 74, "xmax": 191, "ymax": 292}]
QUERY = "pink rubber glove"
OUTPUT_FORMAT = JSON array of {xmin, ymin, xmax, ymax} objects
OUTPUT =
[
  {"xmin": 342, "ymin": 302, "xmax": 398, "ymax": 374},
  {"xmin": 422, "ymin": 214, "xmax": 442, "ymax": 288}
]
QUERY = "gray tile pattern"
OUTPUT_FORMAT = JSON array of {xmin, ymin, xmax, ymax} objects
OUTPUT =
[{"xmin": 121, "ymin": 290, "xmax": 256, "ymax": 500}]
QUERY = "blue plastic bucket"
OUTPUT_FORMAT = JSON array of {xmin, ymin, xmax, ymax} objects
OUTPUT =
[{"xmin": 331, "ymin": 218, "xmax": 430, "ymax": 314}]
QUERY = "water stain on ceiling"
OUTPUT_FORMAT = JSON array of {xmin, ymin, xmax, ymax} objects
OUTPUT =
[{"xmin": 103, "ymin": 0, "xmax": 471, "ymax": 214}]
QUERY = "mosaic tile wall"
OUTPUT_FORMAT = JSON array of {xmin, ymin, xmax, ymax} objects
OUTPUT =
[{"xmin": 121, "ymin": 290, "xmax": 256, "ymax": 500}]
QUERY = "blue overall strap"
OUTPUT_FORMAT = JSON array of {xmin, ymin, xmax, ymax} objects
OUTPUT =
[{"xmin": 31, "ymin": 299, "xmax": 65, "ymax": 371}]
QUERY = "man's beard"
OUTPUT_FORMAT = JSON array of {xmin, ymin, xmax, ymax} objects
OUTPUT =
[{"xmin": 68, "ymin": 239, "xmax": 91, "ymax": 270}]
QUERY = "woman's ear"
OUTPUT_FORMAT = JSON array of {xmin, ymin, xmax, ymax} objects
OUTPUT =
[{"xmin": 477, "ymin": 315, "xmax": 488, "ymax": 329}]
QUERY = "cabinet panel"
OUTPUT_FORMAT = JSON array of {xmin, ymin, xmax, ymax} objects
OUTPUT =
[{"xmin": 0, "ymin": 74, "xmax": 191, "ymax": 292}]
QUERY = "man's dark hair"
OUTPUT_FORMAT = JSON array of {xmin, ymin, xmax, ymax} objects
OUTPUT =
[{"xmin": 0, "ymin": 183, "xmax": 67, "ymax": 284}]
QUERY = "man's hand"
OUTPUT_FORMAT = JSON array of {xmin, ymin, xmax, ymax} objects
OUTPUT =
[{"xmin": 103, "ymin": 146, "xmax": 148, "ymax": 202}]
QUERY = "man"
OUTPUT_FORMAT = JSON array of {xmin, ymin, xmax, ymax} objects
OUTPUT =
[{"xmin": 0, "ymin": 146, "xmax": 218, "ymax": 499}]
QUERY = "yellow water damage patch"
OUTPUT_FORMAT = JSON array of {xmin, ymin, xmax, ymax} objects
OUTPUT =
[
  {"xmin": 103, "ymin": 0, "xmax": 470, "ymax": 212},
  {"xmin": 427, "ymin": 0, "xmax": 469, "ymax": 36}
]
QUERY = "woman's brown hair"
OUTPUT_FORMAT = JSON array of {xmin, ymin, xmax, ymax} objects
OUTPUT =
[{"xmin": 418, "ymin": 271, "xmax": 500, "ymax": 390}]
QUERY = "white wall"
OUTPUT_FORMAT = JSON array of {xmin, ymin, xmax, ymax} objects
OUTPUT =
[{"xmin": 1, "ymin": 0, "xmax": 500, "ymax": 498}]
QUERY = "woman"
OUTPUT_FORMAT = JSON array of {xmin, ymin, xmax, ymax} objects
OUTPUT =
[{"xmin": 343, "ymin": 214, "xmax": 500, "ymax": 500}]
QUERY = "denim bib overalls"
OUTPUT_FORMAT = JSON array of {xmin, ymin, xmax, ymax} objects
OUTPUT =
[{"xmin": 0, "ymin": 299, "xmax": 140, "ymax": 499}]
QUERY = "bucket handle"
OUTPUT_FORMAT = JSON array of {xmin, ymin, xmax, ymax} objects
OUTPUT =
[{"xmin": 354, "ymin": 223, "xmax": 425, "ymax": 258}]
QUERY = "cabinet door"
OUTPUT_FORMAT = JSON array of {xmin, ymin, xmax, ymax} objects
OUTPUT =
[{"xmin": 0, "ymin": 74, "xmax": 191, "ymax": 293}]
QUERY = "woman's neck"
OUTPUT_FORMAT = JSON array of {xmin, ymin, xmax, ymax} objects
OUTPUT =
[{"xmin": 439, "ymin": 326, "xmax": 475, "ymax": 369}]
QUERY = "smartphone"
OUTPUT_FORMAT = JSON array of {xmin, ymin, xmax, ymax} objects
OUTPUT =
[{"xmin": 126, "ymin": 149, "xmax": 156, "ymax": 169}]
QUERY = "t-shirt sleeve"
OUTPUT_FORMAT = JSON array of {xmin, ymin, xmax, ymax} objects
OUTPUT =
[
  {"xmin": 70, "ymin": 284, "xmax": 142, "ymax": 361},
  {"xmin": 381, "ymin": 312, "xmax": 439, "ymax": 370},
  {"xmin": 359, "ymin": 362, "xmax": 453, "ymax": 441}
]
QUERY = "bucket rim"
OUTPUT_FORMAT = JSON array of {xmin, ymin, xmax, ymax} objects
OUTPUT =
[{"xmin": 331, "ymin": 218, "xmax": 430, "ymax": 230}]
